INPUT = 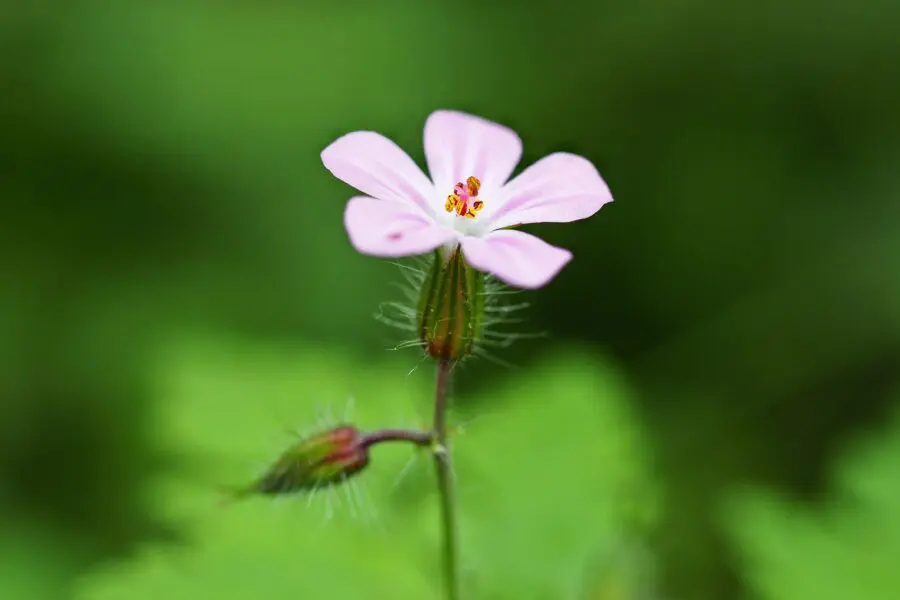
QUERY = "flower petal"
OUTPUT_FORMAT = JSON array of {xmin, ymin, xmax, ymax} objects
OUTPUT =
[
  {"xmin": 488, "ymin": 152, "xmax": 613, "ymax": 230},
  {"xmin": 322, "ymin": 131, "xmax": 435, "ymax": 214},
  {"xmin": 424, "ymin": 110, "xmax": 523, "ymax": 193},
  {"xmin": 344, "ymin": 196, "xmax": 456, "ymax": 258},
  {"xmin": 460, "ymin": 229, "xmax": 572, "ymax": 289}
]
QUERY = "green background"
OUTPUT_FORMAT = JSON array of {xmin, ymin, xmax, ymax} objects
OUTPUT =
[{"xmin": 3, "ymin": 1, "xmax": 899, "ymax": 598}]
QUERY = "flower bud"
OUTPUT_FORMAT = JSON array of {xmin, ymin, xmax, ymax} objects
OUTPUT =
[
  {"xmin": 233, "ymin": 425, "xmax": 369, "ymax": 499},
  {"xmin": 417, "ymin": 247, "xmax": 485, "ymax": 362}
]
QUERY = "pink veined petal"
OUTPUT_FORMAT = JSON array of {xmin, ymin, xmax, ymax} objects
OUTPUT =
[
  {"xmin": 322, "ymin": 131, "xmax": 435, "ymax": 214},
  {"xmin": 460, "ymin": 229, "xmax": 573, "ymax": 289},
  {"xmin": 488, "ymin": 152, "xmax": 613, "ymax": 230},
  {"xmin": 424, "ymin": 110, "xmax": 523, "ymax": 194},
  {"xmin": 344, "ymin": 196, "xmax": 456, "ymax": 258}
]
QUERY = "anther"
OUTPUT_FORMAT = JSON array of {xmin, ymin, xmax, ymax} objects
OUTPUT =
[{"xmin": 445, "ymin": 175, "xmax": 485, "ymax": 219}]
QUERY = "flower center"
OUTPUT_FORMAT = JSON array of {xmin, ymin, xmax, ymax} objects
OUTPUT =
[{"xmin": 444, "ymin": 176, "xmax": 485, "ymax": 220}]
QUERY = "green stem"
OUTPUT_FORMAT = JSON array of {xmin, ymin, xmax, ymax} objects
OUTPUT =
[{"xmin": 432, "ymin": 358, "xmax": 460, "ymax": 600}]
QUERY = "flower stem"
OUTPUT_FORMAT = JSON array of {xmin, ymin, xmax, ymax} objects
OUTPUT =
[
  {"xmin": 432, "ymin": 358, "xmax": 460, "ymax": 600},
  {"xmin": 360, "ymin": 429, "xmax": 433, "ymax": 449}
]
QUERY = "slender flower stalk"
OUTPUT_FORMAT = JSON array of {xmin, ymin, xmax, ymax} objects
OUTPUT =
[
  {"xmin": 360, "ymin": 429, "xmax": 433, "ymax": 448},
  {"xmin": 432, "ymin": 359, "xmax": 459, "ymax": 600}
]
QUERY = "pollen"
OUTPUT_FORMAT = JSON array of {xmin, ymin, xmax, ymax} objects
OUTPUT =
[{"xmin": 445, "ymin": 175, "xmax": 485, "ymax": 219}]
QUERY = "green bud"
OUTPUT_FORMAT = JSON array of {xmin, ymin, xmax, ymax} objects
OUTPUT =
[
  {"xmin": 417, "ymin": 247, "xmax": 485, "ymax": 362},
  {"xmin": 233, "ymin": 425, "xmax": 369, "ymax": 499}
]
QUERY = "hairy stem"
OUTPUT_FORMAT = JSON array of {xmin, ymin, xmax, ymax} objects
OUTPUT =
[
  {"xmin": 360, "ymin": 429, "xmax": 432, "ymax": 449},
  {"xmin": 432, "ymin": 359, "xmax": 460, "ymax": 600}
]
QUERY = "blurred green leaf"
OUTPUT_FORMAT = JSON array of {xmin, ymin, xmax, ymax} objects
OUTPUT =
[
  {"xmin": 0, "ymin": 516, "xmax": 80, "ymax": 600},
  {"xmin": 450, "ymin": 354, "xmax": 658, "ymax": 599},
  {"xmin": 74, "ymin": 339, "xmax": 655, "ymax": 600},
  {"xmin": 724, "ymin": 402, "xmax": 900, "ymax": 600}
]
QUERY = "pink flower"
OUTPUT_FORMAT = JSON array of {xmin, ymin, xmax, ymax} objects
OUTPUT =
[{"xmin": 321, "ymin": 110, "xmax": 613, "ymax": 289}]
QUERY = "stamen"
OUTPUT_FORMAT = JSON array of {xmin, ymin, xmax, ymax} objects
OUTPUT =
[
  {"xmin": 445, "ymin": 175, "xmax": 485, "ymax": 220},
  {"xmin": 466, "ymin": 176, "xmax": 480, "ymax": 197}
]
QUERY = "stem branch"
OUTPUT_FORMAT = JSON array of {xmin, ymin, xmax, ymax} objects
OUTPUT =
[{"xmin": 360, "ymin": 429, "xmax": 432, "ymax": 449}]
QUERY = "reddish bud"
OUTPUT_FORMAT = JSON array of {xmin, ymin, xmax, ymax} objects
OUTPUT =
[{"xmin": 234, "ymin": 425, "xmax": 369, "ymax": 499}]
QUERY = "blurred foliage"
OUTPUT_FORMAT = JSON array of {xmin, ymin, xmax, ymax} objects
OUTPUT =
[
  {"xmin": 69, "ymin": 339, "xmax": 656, "ymax": 600},
  {"xmin": 725, "ymin": 400, "xmax": 900, "ymax": 600},
  {"xmin": 3, "ymin": 0, "xmax": 899, "ymax": 598},
  {"xmin": 0, "ymin": 518, "xmax": 79, "ymax": 600}
]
